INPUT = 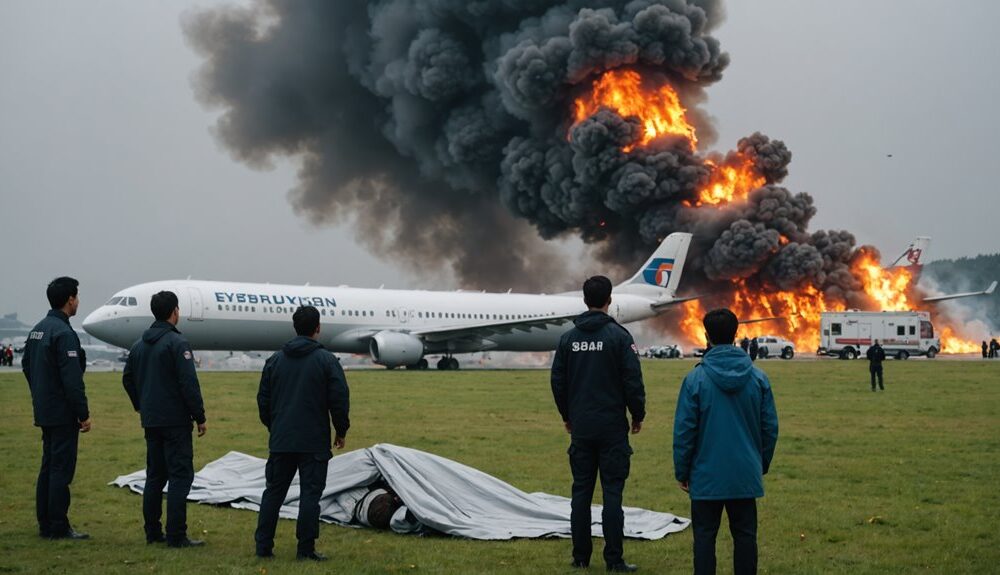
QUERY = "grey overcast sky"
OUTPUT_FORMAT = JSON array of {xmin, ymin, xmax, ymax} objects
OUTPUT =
[{"xmin": 1, "ymin": 0, "xmax": 998, "ymax": 323}]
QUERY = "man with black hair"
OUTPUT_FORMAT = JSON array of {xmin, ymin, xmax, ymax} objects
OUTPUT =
[
  {"xmin": 123, "ymin": 290, "xmax": 207, "ymax": 548},
  {"xmin": 22, "ymin": 276, "xmax": 92, "ymax": 540},
  {"xmin": 255, "ymin": 305, "xmax": 350, "ymax": 561},
  {"xmin": 551, "ymin": 275, "xmax": 645, "ymax": 573},
  {"xmin": 674, "ymin": 308, "xmax": 779, "ymax": 575},
  {"xmin": 866, "ymin": 340, "xmax": 886, "ymax": 391}
]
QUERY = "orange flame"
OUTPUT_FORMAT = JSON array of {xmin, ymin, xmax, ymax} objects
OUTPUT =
[
  {"xmin": 852, "ymin": 253, "xmax": 912, "ymax": 311},
  {"xmin": 939, "ymin": 326, "xmax": 983, "ymax": 354},
  {"xmin": 686, "ymin": 157, "xmax": 766, "ymax": 207},
  {"xmin": 573, "ymin": 69, "xmax": 697, "ymax": 151}
]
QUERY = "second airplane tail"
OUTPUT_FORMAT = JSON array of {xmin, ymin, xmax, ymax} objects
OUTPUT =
[{"xmin": 617, "ymin": 232, "xmax": 692, "ymax": 299}]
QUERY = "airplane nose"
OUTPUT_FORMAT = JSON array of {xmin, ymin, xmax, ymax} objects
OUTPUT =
[{"xmin": 82, "ymin": 308, "xmax": 108, "ymax": 340}]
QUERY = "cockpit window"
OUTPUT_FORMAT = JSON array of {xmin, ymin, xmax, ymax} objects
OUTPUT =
[
  {"xmin": 106, "ymin": 297, "xmax": 123, "ymax": 305},
  {"xmin": 127, "ymin": 297, "xmax": 138, "ymax": 306}
]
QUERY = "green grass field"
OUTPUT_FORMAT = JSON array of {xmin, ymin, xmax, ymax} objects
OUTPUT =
[{"xmin": 1, "ymin": 359, "xmax": 998, "ymax": 574}]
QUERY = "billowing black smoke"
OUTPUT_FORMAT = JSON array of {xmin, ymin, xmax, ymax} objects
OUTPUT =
[{"xmin": 183, "ymin": 0, "xmax": 873, "ymax": 304}]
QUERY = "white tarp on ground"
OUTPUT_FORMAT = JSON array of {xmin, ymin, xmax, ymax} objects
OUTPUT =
[{"xmin": 111, "ymin": 443, "xmax": 690, "ymax": 540}]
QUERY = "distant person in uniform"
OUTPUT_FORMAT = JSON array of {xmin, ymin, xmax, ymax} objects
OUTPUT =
[
  {"xmin": 983, "ymin": 341, "xmax": 989, "ymax": 359},
  {"xmin": 21, "ymin": 277, "xmax": 92, "ymax": 540},
  {"xmin": 990, "ymin": 339, "xmax": 999, "ymax": 359},
  {"xmin": 551, "ymin": 275, "xmax": 645, "ymax": 573},
  {"xmin": 5, "ymin": 344, "xmax": 13, "ymax": 366},
  {"xmin": 255, "ymin": 306, "xmax": 350, "ymax": 561},
  {"xmin": 740, "ymin": 337, "xmax": 750, "ymax": 354},
  {"xmin": 673, "ymin": 308, "xmax": 779, "ymax": 575},
  {"xmin": 867, "ymin": 340, "xmax": 886, "ymax": 391},
  {"xmin": 748, "ymin": 337, "xmax": 759, "ymax": 362},
  {"xmin": 122, "ymin": 291, "xmax": 207, "ymax": 548}
]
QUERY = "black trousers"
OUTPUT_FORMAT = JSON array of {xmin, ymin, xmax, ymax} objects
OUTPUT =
[
  {"xmin": 691, "ymin": 499, "xmax": 757, "ymax": 575},
  {"xmin": 870, "ymin": 365, "xmax": 884, "ymax": 390},
  {"xmin": 568, "ymin": 435, "xmax": 631, "ymax": 566},
  {"xmin": 254, "ymin": 452, "xmax": 330, "ymax": 554},
  {"xmin": 143, "ymin": 426, "xmax": 194, "ymax": 543},
  {"xmin": 37, "ymin": 425, "xmax": 80, "ymax": 536}
]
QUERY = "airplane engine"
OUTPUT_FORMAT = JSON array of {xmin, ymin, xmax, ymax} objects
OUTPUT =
[{"xmin": 369, "ymin": 331, "xmax": 425, "ymax": 368}]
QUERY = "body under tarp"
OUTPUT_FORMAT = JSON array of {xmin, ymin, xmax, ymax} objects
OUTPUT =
[{"xmin": 111, "ymin": 443, "xmax": 690, "ymax": 540}]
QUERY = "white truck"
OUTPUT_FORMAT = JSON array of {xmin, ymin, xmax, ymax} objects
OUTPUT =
[{"xmin": 817, "ymin": 310, "xmax": 940, "ymax": 360}]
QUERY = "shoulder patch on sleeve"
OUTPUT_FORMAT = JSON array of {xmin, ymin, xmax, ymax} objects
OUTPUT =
[
  {"xmin": 630, "ymin": 343, "xmax": 639, "ymax": 355},
  {"xmin": 183, "ymin": 350, "xmax": 193, "ymax": 360},
  {"xmin": 67, "ymin": 350, "xmax": 78, "ymax": 358}
]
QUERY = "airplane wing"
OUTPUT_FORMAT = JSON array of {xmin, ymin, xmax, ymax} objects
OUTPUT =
[
  {"xmin": 649, "ymin": 294, "xmax": 700, "ymax": 310},
  {"xmin": 738, "ymin": 317, "xmax": 785, "ymax": 325},
  {"xmin": 921, "ymin": 280, "xmax": 997, "ymax": 303},
  {"xmin": 410, "ymin": 313, "xmax": 579, "ymax": 343}
]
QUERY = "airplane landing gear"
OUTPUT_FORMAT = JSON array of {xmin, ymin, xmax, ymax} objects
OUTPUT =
[
  {"xmin": 436, "ymin": 356, "xmax": 460, "ymax": 370},
  {"xmin": 404, "ymin": 358, "xmax": 429, "ymax": 370}
]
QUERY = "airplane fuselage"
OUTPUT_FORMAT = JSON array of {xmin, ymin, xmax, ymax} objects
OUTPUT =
[{"xmin": 83, "ymin": 280, "xmax": 662, "ymax": 355}]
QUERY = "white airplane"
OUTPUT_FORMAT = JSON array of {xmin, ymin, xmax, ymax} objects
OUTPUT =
[{"xmin": 83, "ymin": 233, "xmax": 695, "ymax": 370}]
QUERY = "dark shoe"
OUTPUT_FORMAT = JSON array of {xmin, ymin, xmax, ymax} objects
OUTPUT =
[
  {"xmin": 571, "ymin": 559, "xmax": 590, "ymax": 568},
  {"xmin": 49, "ymin": 529, "xmax": 90, "ymax": 540},
  {"xmin": 256, "ymin": 550, "xmax": 274, "ymax": 559},
  {"xmin": 166, "ymin": 537, "xmax": 205, "ymax": 548},
  {"xmin": 147, "ymin": 533, "xmax": 166, "ymax": 544},
  {"xmin": 607, "ymin": 563, "xmax": 638, "ymax": 573},
  {"xmin": 296, "ymin": 551, "xmax": 328, "ymax": 562}
]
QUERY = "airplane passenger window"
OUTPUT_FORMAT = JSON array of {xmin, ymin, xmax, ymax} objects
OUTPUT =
[{"xmin": 218, "ymin": 305, "xmax": 222, "ymax": 311}]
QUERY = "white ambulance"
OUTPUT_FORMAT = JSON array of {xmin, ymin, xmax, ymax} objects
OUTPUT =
[{"xmin": 817, "ymin": 310, "xmax": 940, "ymax": 360}]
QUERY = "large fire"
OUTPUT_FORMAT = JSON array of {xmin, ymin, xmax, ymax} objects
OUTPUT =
[
  {"xmin": 686, "ymin": 157, "xmax": 767, "ymax": 207},
  {"xmin": 573, "ymin": 69, "xmax": 697, "ymax": 151},
  {"xmin": 572, "ymin": 69, "xmax": 983, "ymax": 355}
]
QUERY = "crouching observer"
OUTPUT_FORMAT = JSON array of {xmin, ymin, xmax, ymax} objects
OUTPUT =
[
  {"xmin": 673, "ymin": 308, "xmax": 778, "ymax": 575},
  {"xmin": 254, "ymin": 306, "xmax": 351, "ymax": 561}
]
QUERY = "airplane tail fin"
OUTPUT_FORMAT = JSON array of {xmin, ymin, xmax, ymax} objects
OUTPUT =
[
  {"xmin": 617, "ymin": 232, "xmax": 692, "ymax": 298},
  {"xmin": 889, "ymin": 236, "xmax": 931, "ymax": 268}
]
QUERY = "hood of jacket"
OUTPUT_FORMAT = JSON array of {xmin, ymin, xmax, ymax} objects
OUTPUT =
[
  {"xmin": 142, "ymin": 320, "xmax": 178, "ymax": 344},
  {"xmin": 701, "ymin": 345, "xmax": 754, "ymax": 393},
  {"xmin": 573, "ymin": 310, "xmax": 615, "ymax": 332},
  {"xmin": 283, "ymin": 336, "xmax": 325, "ymax": 358}
]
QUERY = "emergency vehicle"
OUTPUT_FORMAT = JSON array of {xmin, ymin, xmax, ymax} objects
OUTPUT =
[{"xmin": 818, "ymin": 310, "xmax": 940, "ymax": 360}]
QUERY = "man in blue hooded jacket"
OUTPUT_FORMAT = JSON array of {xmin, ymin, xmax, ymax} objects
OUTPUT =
[
  {"xmin": 123, "ymin": 290, "xmax": 207, "ymax": 548},
  {"xmin": 673, "ymin": 308, "xmax": 778, "ymax": 575}
]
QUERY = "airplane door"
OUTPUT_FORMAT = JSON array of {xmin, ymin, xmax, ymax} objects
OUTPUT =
[{"xmin": 187, "ymin": 287, "xmax": 204, "ymax": 321}]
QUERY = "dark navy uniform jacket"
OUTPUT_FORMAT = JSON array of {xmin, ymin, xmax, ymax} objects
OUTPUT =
[
  {"xmin": 258, "ymin": 336, "xmax": 350, "ymax": 454},
  {"xmin": 123, "ymin": 321, "xmax": 206, "ymax": 427},
  {"xmin": 551, "ymin": 311, "xmax": 646, "ymax": 439},
  {"xmin": 866, "ymin": 344, "xmax": 886, "ymax": 366},
  {"xmin": 22, "ymin": 310, "xmax": 90, "ymax": 427}
]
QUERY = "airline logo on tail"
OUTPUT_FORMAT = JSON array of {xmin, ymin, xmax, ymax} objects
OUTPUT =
[
  {"xmin": 905, "ymin": 248, "xmax": 923, "ymax": 265},
  {"xmin": 642, "ymin": 258, "xmax": 675, "ymax": 287}
]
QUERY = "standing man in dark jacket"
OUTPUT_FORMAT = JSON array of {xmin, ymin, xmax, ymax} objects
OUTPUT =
[
  {"xmin": 674, "ymin": 308, "xmax": 779, "ymax": 575},
  {"xmin": 255, "ymin": 306, "xmax": 350, "ymax": 561},
  {"xmin": 22, "ymin": 277, "xmax": 92, "ymax": 540},
  {"xmin": 866, "ymin": 340, "xmax": 886, "ymax": 391},
  {"xmin": 551, "ymin": 276, "xmax": 645, "ymax": 573},
  {"xmin": 747, "ymin": 337, "xmax": 759, "ymax": 362},
  {"xmin": 122, "ymin": 291, "xmax": 207, "ymax": 547}
]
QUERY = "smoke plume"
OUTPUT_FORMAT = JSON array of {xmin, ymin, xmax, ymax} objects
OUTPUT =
[{"xmin": 184, "ymin": 0, "xmax": 886, "ymax": 309}]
